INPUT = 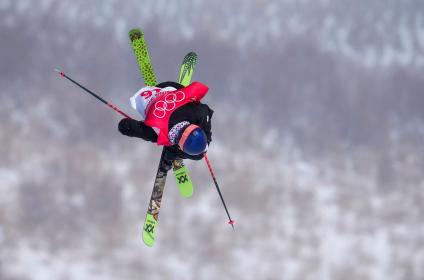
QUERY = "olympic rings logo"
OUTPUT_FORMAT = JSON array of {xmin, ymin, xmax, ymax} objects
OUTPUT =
[{"xmin": 153, "ymin": 91, "xmax": 186, "ymax": 118}]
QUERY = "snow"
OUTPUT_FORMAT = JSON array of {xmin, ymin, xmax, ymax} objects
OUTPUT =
[
  {"xmin": 2, "ymin": 242, "xmax": 117, "ymax": 280},
  {"xmin": 0, "ymin": 169, "xmax": 20, "ymax": 201},
  {"xmin": 1, "ymin": 0, "xmax": 424, "ymax": 279}
]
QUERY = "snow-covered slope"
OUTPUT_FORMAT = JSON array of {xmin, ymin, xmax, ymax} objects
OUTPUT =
[
  {"xmin": 0, "ymin": 1, "xmax": 423, "ymax": 279},
  {"xmin": 2, "ymin": 0, "xmax": 424, "ymax": 67}
]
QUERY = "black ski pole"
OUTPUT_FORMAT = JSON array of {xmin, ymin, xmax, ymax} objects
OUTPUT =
[
  {"xmin": 204, "ymin": 153, "xmax": 235, "ymax": 230},
  {"xmin": 54, "ymin": 69, "xmax": 132, "ymax": 119}
]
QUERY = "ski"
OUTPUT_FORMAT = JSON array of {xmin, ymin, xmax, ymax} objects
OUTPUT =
[
  {"xmin": 172, "ymin": 51, "xmax": 198, "ymax": 198},
  {"xmin": 129, "ymin": 27, "xmax": 169, "ymax": 246},
  {"xmin": 172, "ymin": 158, "xmax": 193, "ymax": 197},
  {"xmin": 129, "ymin": 28, "xmax": 157, "ymax": 86},
  {"xmin": 142, "ymin": 150, "xmax": 169, "ymax": 246},
  {"xmin": 178, "ymin": 51, "xmax": 198, "ymax": 86}
]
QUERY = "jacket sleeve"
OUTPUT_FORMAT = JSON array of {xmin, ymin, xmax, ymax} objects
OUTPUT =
[
  {"xmin": 118, "ymin": 118, "xmax": 158, "ymax": 142},
  {"xmin": 195, "ymin": 103, "xmax": 213, "ymax": 144}
]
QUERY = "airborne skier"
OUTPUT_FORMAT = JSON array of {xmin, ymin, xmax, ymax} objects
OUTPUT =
[
  {"xmin": 117, "ymin": 80, "xmax": 214, "ymax": 170},
  {"xmin": 55, "ymin": 28, "xmax": 234, "ymax": 247}
]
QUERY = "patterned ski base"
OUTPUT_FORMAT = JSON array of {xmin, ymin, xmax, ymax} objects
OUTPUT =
[
  {"xmin": 129, "ymin": 28, "xmax": 157, "ymax": 86},
  {"xmin": 142, "ymin": 169, "xmax": 167, "ymax": 247},
  {"xmin": 172, "ymin": 160, "xmax": 193, "ymax": 197},
  {"xmin": 178, "ymin": 52, "xmax": 198, "ymax": 86}
]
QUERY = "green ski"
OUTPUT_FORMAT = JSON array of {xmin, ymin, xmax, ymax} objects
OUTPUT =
[
  {"xmin": 172, "ymin": 52, "xmax": 198, "ymax": 198},
  {"xmin": 178, "ymin": 51, "xmax": 198, "ymax": 86},
  {"xmin": 129, "ymin": 28, "xmax": 157, "ymax": 86},
  {"xmin": 129, "ymin": 27, "xmax": 167, "ymax": 246},
  {"xmin": 172, "ymin": 158, "xmax": 193, "ymax": 198}
]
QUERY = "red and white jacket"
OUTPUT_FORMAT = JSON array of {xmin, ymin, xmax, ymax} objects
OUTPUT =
[{"xmin": 130, "ymin": 82, "xmax": 209, "ymax": 146}]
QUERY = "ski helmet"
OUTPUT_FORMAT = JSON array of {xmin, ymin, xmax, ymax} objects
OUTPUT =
[{"xmin": 178, "ymin": 124, "xmax": 208, "ymax": 155}]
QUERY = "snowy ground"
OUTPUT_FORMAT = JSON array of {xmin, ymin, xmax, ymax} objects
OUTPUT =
[
  {"xmin": 1, "ymin": 0, "xmax": 424, "ymax": 279},
  {"xmin": 1, "ymin": 135, "xmax": 423, "ymax": 279}
]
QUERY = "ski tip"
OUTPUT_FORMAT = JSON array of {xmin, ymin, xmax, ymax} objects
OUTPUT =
[
  {"xmin": 129, "ymin": 28, "xmax": 143, "ymax": 41},
  {"xmin": 54, "ymin": 68, "xmax": 65, "ymax": 77}
]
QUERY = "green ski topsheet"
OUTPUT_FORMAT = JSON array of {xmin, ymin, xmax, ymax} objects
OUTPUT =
[
  {"xmin": 172, "ymin": 159, "xmax": 193, "ymax": 198},
  {"xmin": 129, "ymin": 28, "xmax": 157, "ymax": 86}
]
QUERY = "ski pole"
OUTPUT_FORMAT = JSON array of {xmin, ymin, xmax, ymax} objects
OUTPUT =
[
  {"xmin": 204, "ymin": 153, "xmax": 235, "ymax": 230},
  {"xmin": 54, "ymin": 69, "xmax": 132, "ymax": 119}
]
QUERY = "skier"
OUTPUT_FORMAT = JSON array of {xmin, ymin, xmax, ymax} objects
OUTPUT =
[{"xmin": 118, "ymin": 81, "xmax": 213, "ymax": 170}]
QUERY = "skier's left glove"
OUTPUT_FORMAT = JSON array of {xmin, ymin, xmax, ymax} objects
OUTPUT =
[
  {"xmin": 118, "ymin": 118, "xmax": 137, "ymax": 136},
  {"xmin": 118, "ymin": 118, "xmax": 158, "ymax": 142}
]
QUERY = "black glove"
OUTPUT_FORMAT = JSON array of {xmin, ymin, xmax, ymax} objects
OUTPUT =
[
  {"xmin": 118, "ymin": 118, "xmax": 136, "ymax": 136},
  {"xmin": 118, "ymin": 118, "xmax": 158, "ymax": 142}
]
